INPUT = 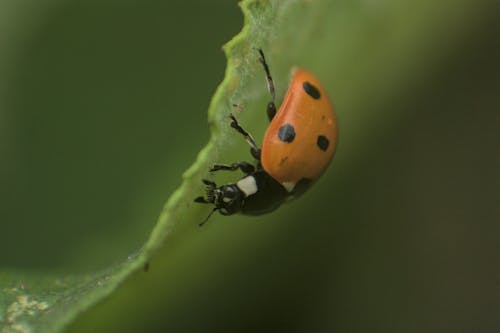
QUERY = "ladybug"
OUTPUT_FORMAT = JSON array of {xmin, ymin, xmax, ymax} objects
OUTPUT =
[{"xmin": 195, "ymin": 49, "xmax": 337, "ymax": 226}]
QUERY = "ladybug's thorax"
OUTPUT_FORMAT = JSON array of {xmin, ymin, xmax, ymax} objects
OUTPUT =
[
  {"xmin": 236, "ymin": 176, "xmax": 258, "ymax": 197},
  {"xmin": 238, "ymin": 172, "xmax": 289, "ymax": 216}
]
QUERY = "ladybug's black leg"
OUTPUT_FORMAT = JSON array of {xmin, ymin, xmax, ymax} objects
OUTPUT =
[
  {"xmin": 258, "ymin": 49, "xmax": 277, "ymax": 121},
  {"xmin": 229, "ymin": 113, "xmax": 261, "ymax": 161},
  {"xmin": 201, "ymin": 178, "xmax": 217, "ymax": 189},
  {"xmin": 210, "ymin": 162, "xmax": 255, "ymax": 175},
  {"xmin": 194, "ymin": 196, "xmax": 210, "ymax": 204}
]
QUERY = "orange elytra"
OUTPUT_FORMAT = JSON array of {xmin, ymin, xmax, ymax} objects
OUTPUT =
[{"xmin": 261, "ymin": 67, "xmax": 337, "ymax": 190}]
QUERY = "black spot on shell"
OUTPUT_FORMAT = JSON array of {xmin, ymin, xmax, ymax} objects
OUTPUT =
[
  {"xmin": 303, "ymin": 81, "xmax": 321, "ymax": 99},
  {"xmin": 317, "ymin": 135, "xmax": 329, "ymax": 151},
  {"xmin": 278, "ymin": 124, "xmax": 296, "ymax": 143}
]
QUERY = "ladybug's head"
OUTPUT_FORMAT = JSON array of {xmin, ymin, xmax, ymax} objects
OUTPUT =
[{"xmin": 194, "ymin": 179, "xmax": 244, "ymax": 226}]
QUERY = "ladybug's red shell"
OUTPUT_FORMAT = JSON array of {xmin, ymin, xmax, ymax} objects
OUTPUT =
[{"xmin": 261, "ymin": 68, "xmax": 337, "ymax": 189}]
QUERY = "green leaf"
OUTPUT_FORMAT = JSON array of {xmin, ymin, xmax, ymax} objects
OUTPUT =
[
  {"xmin": 0, "ymin": 268, "xmax": 124, "ymax": 332},
  {"xmin": 1, "ymin": 0, "xmax": 493, "ymax": 332}
]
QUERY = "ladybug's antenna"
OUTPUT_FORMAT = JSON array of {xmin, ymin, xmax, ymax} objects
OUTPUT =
[
  {"xmin": 199, "ymin": 207, "xmax": 218, "ymax": 227},
  {"xmin": 257, "ymin": 49, "xmax": 277, "ymax": 121}
]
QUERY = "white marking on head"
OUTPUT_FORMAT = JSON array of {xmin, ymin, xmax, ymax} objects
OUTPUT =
[
  {"xmin": 282, "ymin": 182, "xmax": 296, "ymax": 193},
  {"xmin": 236, "ymin": 176, "xmax": 258, "ymax": 197}
]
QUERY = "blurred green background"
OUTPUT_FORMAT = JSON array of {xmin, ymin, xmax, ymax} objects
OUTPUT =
[
  {"xmin": 0, "ymin": 1, "xmax": 241, "ymax": 271},
  {"xmin": 1, "ymin": 0, "xmax": 499, "ymax": 332}
]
